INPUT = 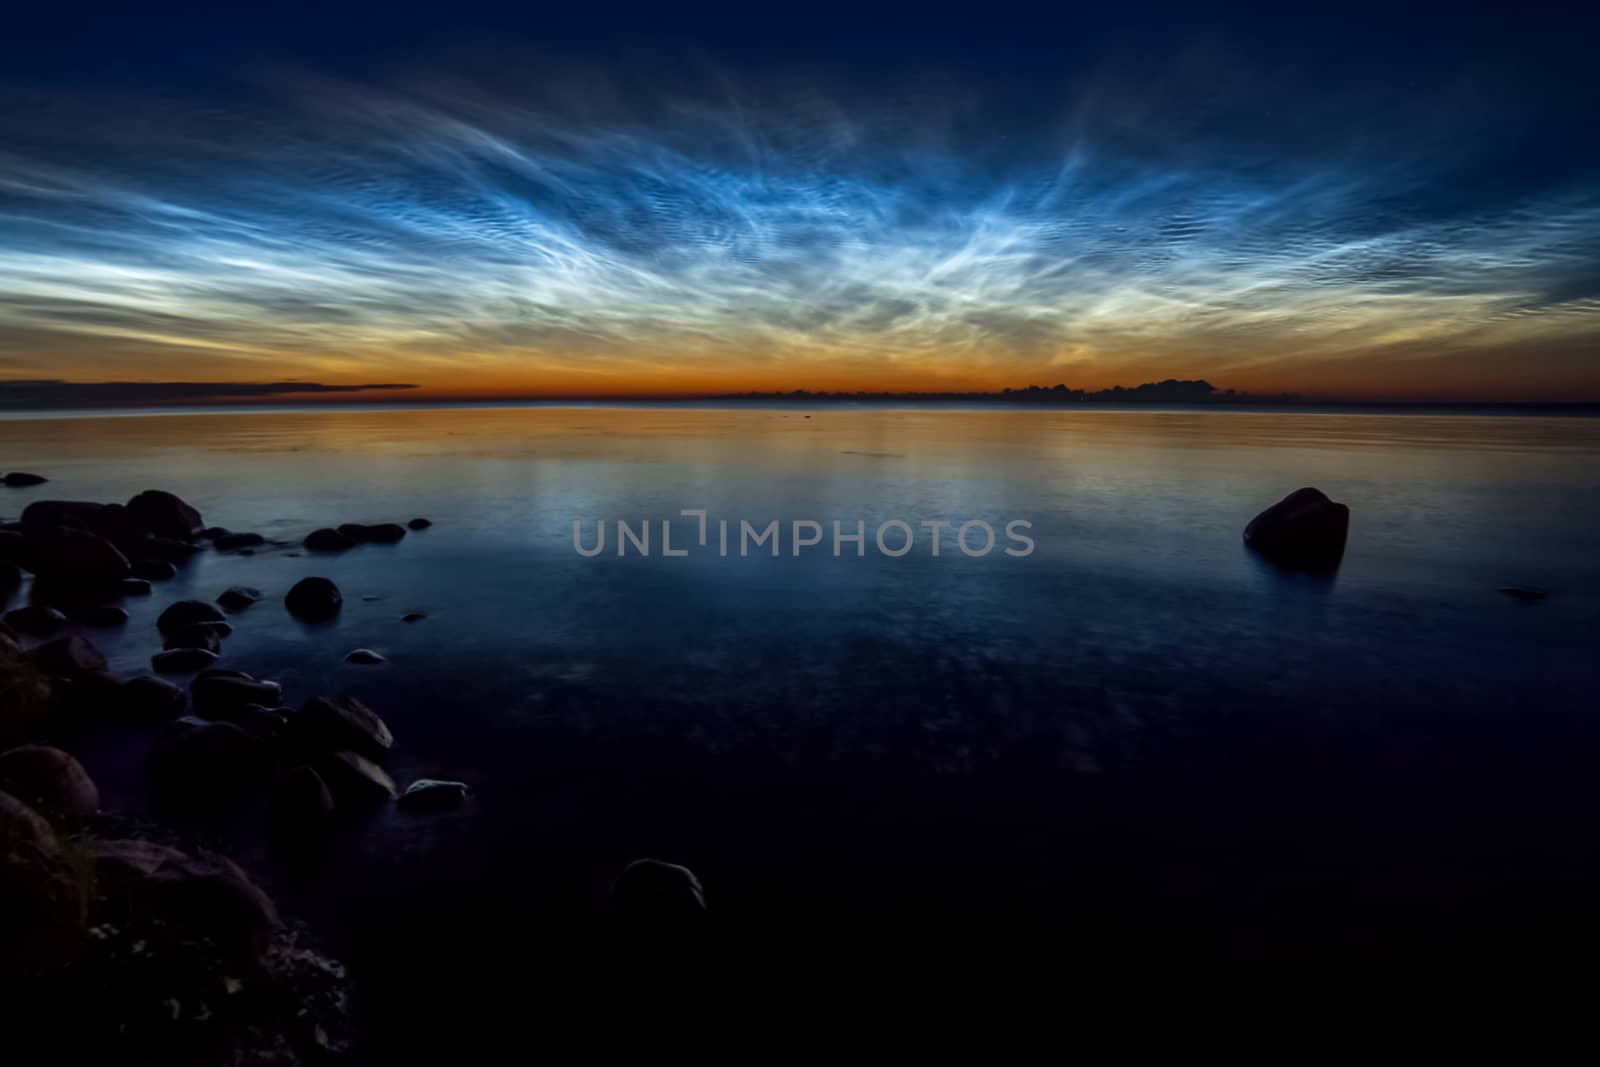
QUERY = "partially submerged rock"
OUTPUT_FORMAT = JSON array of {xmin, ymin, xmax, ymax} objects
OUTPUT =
[
  {"xmin": 1243, "ymin": 487, "xmax": 1350, "ymax": 571},
  {"xmin": 397, "ymin": 778, "xmax": 468, "ymax": 811},
  {"xmin": 147, "ymin": 720, "xmax": 271, "ymax": 803},
  {"xmin": 271, "ymin": 764, "xmax": 335, "ymax": 832},
  {"xmin": 2, "ymin": 471, "xmax": 48, "ymax": 487},
  {"xmin": 292, "ymin": 695, "xmax": 394, "ymax": 760},
  {"xmin": 401, "ymin": 611, "xmax": 427, "ymax": 623},
  {"xmin": 612, "ymin": 858, "xmax": 707, "ymax": 917},
  {"xmin": 407, "ymin": 517, "xmax": 431, "ymax": 530},
  {"xmin": 303, "ymin": 528, "xmax": 355, "ymax": 552},
  {"xmin": 216, "ymin": 585, "xmax": 262, "ymax": 612},
  {"xmin": 118, "ymin": 675, "xmax": 187, "ymax": 722},
  {"xmin": 191, "ymin": 672, "xmax": 282, "ymax": 718},
  {"xmin": 286, "ymin": 576, "xmax": 341, "ymax": 621},
  {"xmin": 156, "ymin": 599, "xmax": 227, "ymax": 634},
  {"xmin": 5, "ymin": 604, "xmax": 66, "ymax": 638},
  {"xmin": 0, "ymin": 745, "xmax": 99, "ymax": 820},
  {"xmin": 213, "ymin": 531, "xmax": 265, "ymax": 551},
  {"xmin": 130, "ymin": 558, "xmax": 177, "ymax": 581},
  {"xmin": 125, "ymin": 489, "xmax": 204, "ymax": 541},
  {"xmin": 27, "ymin": 633, "xmax": 108, "ymax": 676},
  {"xmin": 344, "ymin": 648, "xmax": 386, "ymax": 665},
  {"xmin": 24, "ymin": 525, "xmax": 132, "ymax": 585},
  {"xmin": 162, "ymin": 623, "xmax": 228, "ymax": 654},
  {"xmin": 119, "ymin": 578, "xmax": 153, "ymax": 596},
  {"xmin": 319, "ymin": 749, "xmax": 396, "ymax": 804},
  {"xmin": 1497, "ymin": 585, "xmax": 1548, "ymax": 601}
]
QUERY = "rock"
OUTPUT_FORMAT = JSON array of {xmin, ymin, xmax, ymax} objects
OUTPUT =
[
  {"xmin": 147, "ymin": 720, "xmax": 270, "ymax": 802},
  {"xmin": 151, "ymin": 647, "xmax": 219, "ymax": 674},
  {"xmin": 192, "ymin": 673, "xmax": 282, "ymax": 717},
  {"xmin": 271, "ymin": 765, "xmax": 335, "ymax": 831},
  {"xmin": 407, "ymin": 517, "xmax": 432, "ymax": 530},
  {"xmin": 293, "ymin": 695, "xmax": 394, "ymax": 760},
  {"xmin": 1243, "ymin": 487, "xmax": 1350, "ymax": 570},
  {"xmin": 27, "ymin": 634, "xmax": 108, "ymax": 676},
  {"xmin": 2, "ymin": 472, "xmax": 48, "ymax": 487},
  {"xmin": 125, "ymin": 489, "xmax": 204, "ymax": 541},
  {"xmin": 80, "ymin": 605, "xmax": 128, "ymax": 627},
  {"xmin": 1498, "ymin": 586, "xmax": 1548, "ymax": 601},
  {"xmin": 5, "ymin": 604, "xmax": 66, "ymax": 637},
  {"xmin": 139, "ymin": 536, "xmax": 199, "ymax": 563},
  {"xmin": 363, "ymin": 523, "xmax": 407, "ymax": 544},
  {"xmin": 83, "ymin": 503, "xmax": 153, "ymax": 551},
  {"xmin": 19, "ymin": 499, "xmax": 104, "ymax": 529},
  {"xmin": 213, "ymin": 531, "xmax": 265, "ymax": 551},
  {"xmin": 25, "ymin": 524, "xmax": 132, "ymax": 584},
  {"xmin": 612, "ymin": 858, "xmax": 707, "ymax": 917},
  {"xmin": 319, "ymin": 750, "xmax": 396, "ymax": 804},
  {"xmin": 286, "ymin": 576, "xmax": 341, "ymax": 621},
  {"xmin": 118, "ymin": 675, "xmax": 186, "ymax": 722},
  {"xmin": 402, "ymin": 611, "xmax": 427, "ymax": 622},
  {"xmin": 303, "ymin": 528, "xmax": 355, "ymax": 552},
  {"xmin": 336, "ymin": 523, "xmax": 371, "ymax": 543},
  {"xmin": 0, "ymin": 559, "xmax": 20, "ymax": 595},
  {"xmin": 162, "ymin": 621, "xmax": 231, "ymax": 654},
  {"xmin": 196, "ymin": 667, "xmax": 253, "ymax": 681},
  {"xmin": 0, "ymin": 745, "xmax": 98, "ymax": 819},
  {"xmin": 344, "ymin": 648, "xmax": 386, "ymax": 665},
  {"xmin": 130, "ymin": 559, "xmax": 175, "ymax": 582},
  {"xmin": 200, "ymin": 526, "xmax": 230, "ymax": 540},
  {"xmin": 398, "ymin": 778, "xmax": 468, "ymax": 811},
  {"xmin": 91, "ymin": 839, "xmax": 278, "ymax": 964},
  {"xmin": 0, "ymin": 790, "xmax": 87, "ymax": 971},
  {"xmin": 208, "ymin": 703, "xmax": 288, "ymax": 740},
  {"xmin": 156, "ymin": 598, "xmax": 227, "ymax": 633},
  {"xmin": 119, "ymin": 577, "xmax": 152, "ymax": 596},
  {"xmin": 217, "ymin": 585, "xmax": 262, "ymax": 612}
]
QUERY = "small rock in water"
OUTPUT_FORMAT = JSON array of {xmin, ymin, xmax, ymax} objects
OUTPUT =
[
  {"xmin": 200, "ymin": 526, "xmax": 230, "ymax": 540},
  {"xmin": 131, "ymin": 558, "xmax": 178, "ymax": 581},
  {"xmin": 364, "ymin": 523, "xmax": 407, "ymax": 543},
  {"xmin": 81, "ymin": 605, "xmax": 129, "ymax": 628},
  {"xmin": 156, "ymin": 601, "xmax": 225, "ymax": 633},
  {"xmin": 401, "ymin": 611, "xmax": 426, "ymax": 623},
  {"xmin": 3, "ymin": 472, "xmax": 48, "ymax": 487},
  {"xmin": 286, "ymin": 576, "xmax": 342, "ymax": 621},
  {"xmin": 151, "ymin": 647, "xmax": 219, "ymax": 674},
  {"xmin": 344, "ymin": 648, "xmax": 386, "ymax": 665},
  {"xmin": 1497, "ymin": 585, "xmax": 1547, "ymax": 601},
  {"xmin": 6, "ymin": 604, "xmax": 67, "ymax": 637},
  {"xmin": 304, "ymin": 527, "xmax": 355, "ymax": 552},
  {"xmin": 361, "ymin": 595, "xmax": 383, "ymax": 602},
  {"xmin": 120, "ymin": 578, "xmax": 153, "ymax": 596},
  {"xmin": 398, "ymin": 779, "xmax": 468, "ymax": 811},
  {"xmin": 407, "ymin": 517, "xmax": 431, "ymax": 530},
  {"xmin": 162, "ymin": 621, "xmax": 231, "ymax": 653},
  {"xmin": 612, "ymin": 858, "xmax": 707, "ymax": 917},
  {"xmin": 213, "ymin": 531, "xmax": 265, "ymax": 551},
  {"xmin": 217, "ymin": 585, "xmax": 263, "ymax": 612}
]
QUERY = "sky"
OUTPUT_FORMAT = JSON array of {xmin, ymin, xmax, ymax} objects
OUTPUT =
[{"xmin": 1, "ymin": 2, "xmax": 1597, "ymax": 403}]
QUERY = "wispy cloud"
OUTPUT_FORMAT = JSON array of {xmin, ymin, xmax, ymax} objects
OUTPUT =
[{"xmin": 0, "ymin": 69, "xmax": 1596, "ymax": 399}]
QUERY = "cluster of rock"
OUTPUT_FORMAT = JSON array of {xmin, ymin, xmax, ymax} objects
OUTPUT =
[{"xmin": 304, "ymin": 517, "xmax": 430, "ymax": 552}]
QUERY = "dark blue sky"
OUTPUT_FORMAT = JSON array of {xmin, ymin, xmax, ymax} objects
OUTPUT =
[{"xmin": 2, "ymin": 1, "xmax": 1596, "ymax": 399}]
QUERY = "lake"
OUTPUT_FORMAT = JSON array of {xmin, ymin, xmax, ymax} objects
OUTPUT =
[{"xmin": 5, "ymin": 404, "xmax": 1599, "ymax": 1037}]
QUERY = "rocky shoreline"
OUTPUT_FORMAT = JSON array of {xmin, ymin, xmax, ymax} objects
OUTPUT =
[{"xmin": 1, "ymin": 478, "xmax": 707, "ymax": 1063}]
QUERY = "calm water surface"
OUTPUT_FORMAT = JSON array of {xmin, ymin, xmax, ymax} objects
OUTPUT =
[{"xmin": 4, "ymin": 405, "xmax": 1599, "ymax": 1013}]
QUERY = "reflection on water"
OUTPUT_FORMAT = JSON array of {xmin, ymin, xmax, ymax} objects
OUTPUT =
[{"xmin": 4, "ymin": 405, "xmax": 1600, "ymax": 973}]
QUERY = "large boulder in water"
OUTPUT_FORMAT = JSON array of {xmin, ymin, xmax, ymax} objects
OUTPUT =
[
  {"xmin": 286, "ymin": 576, "xmax": 341, "ymax": 621},
  {"xmin": 612, "ymin": 858, "xmax": 707, "ymax": 918},
  {"xmin": 0, "ymin": 745, "xmax": 99, "ymax": 820},
  {"xmin": 1243, "ymin": 487, "xmax": 1350, "ymax": 571},
  {"xmin": 125, "ymin": 490, "xmax": 204, "ymax": 541},
  {"xmin": 19, "ymin": 500, "xmax": 105, "ymax": 531},
  {"xmin": 117, "ymin": 675, "xmax": 187, "ymax": 723},
  {"xmin": 2, "ymin": 471, "xmax": 48, "ymax": 487},
  {"xmin": 318, "ymin": 750, "xmax": 396, "ymax": 805}
]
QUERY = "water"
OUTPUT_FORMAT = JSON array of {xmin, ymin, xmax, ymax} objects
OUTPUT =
[{"xmin": 5, "ymin": 405, "xmax": 1600, "ymax": 1025}]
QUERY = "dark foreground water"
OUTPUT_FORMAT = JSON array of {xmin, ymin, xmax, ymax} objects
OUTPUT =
[{"xmin": 6, "ymin": 405, "xmax": 1600, "ymax": 1040}]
